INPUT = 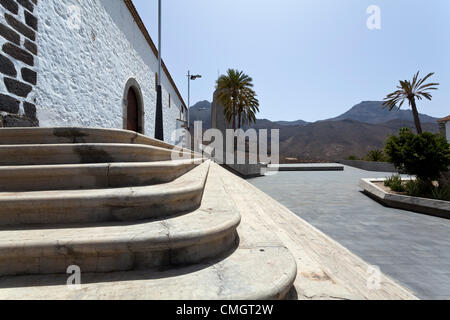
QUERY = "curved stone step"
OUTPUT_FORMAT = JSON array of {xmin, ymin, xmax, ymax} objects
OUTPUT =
[
  {"xmin": 0, "ymin": 246, "xmax": 295, "ymax": 300},
  {"xmin": 0, "ymin": 143, "xmax": 196, "ymax": 166},
  {"xmin": 0, "ymin": 161, "xmax": 210, "ymax": 226},
  {"xmin": 0, "ymin": 159, "xmax": 204, "ymax": 192},
  {"xmin": 0, "ymin": 127, "xmax": 176, "ymax": 150},
  {"xmin": 0, "ymin": 198, "xmax": 241, "ymax": 276}
]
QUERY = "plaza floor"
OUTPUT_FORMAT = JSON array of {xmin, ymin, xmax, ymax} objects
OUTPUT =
[{"xmin": 249, "ymin": 165, "xmax": 450, "ymax": 299}]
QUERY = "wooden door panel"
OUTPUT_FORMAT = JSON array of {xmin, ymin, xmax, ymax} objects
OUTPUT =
[{"xmin": 127, "ymin": 88, "xmax": 138, "ymax": 132}]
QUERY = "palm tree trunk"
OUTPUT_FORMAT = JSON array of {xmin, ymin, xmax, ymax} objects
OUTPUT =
[
  {"xmin": 232, "ymin": 103, "xmax": 236, "ymax": 131},
  {"xmin": 232, "ymin": 103, "xmax": 237, "ymax": 152},
  {"xmin": 410, "ymin": 98, "xmax": 423, "ymax": 134},
  {"xmin": 238, "ymin": 112, "xmax": 241, "ymax": 129}
]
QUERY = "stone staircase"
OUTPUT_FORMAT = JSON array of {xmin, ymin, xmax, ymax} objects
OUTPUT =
[{"xmin": 0, "ymin": 127, "xmax": 296, "ymax": 300}]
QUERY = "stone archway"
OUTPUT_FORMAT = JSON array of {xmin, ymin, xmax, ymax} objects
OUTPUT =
[{"xmin": 123, "ymin": 78, "xmax": 144, "ymax": 134}]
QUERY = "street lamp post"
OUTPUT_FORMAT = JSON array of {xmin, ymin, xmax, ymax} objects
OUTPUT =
[
  {"xmin": 155, "ymin": 0, "xmax": 164, "ymax": 141},
  {"xmin": 187, "ymin": 70, "xmax": 202, "ymax": 130}
]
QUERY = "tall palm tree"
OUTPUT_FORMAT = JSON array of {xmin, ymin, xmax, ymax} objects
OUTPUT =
[
  {"xmin": 383, "ymin": 71, "xmax": 439, "ymax": 134},
  {"xmin": 237, "ymin": 87, "xmax": 259, "ymax": 128},
  {"xmin": 216, "ymin": 69, "xmax": 259, "ymax": 130}
]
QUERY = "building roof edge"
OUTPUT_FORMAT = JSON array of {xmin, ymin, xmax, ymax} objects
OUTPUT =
[{"xmin": 123, "ymin": 0, "xmax": 187, "ymax": 110}]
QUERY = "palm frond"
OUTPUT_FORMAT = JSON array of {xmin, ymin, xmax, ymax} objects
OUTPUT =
[
  {"xmin": 417, "ymin": 82, "xmax": 440, "ymax": 91},
  {"xmin": 415, "ymin": 72, "xmax": 434, "ymax": 89}
]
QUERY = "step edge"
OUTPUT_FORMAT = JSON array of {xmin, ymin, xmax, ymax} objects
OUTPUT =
[
  {"xmin": 0, "ymin": 245, "xmax": 296, "ymax": 300},
  {"xmin": 0, "ymin": 209, "xmax": 241, "ymax": 257},
  {"xmin": 0, "ymin": 161, "xmax": 210, "ymax": 203}
]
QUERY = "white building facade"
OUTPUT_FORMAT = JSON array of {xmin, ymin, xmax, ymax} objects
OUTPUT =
[
  {"xmin": 438, "ymin": 116, "xmax": 450, "ymax": 142},
  {"xmin": 0, "ymin": 0, "xmax": 187, "ymax": 144}
]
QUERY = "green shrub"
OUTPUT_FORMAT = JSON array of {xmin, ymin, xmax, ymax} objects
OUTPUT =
[
  {"xmin": 384, "ymin": 174, "xmax": 405, "ymax": 192},
  {"xmin": 347, "ymin": 155, "xmax": 360, "ymax": 160},
  {"xmin": 431, "ymin": 187, "xmax": 450, "ymax": 201},
  {"xmin": 384, "ymin": 128, "xmax": 450, "ymax": 183},
  {"xmin": 365, "ymin": 150, "xmax": 388, "ymax": 162},
  {"xmin": 404, "ymin": 180, "xmax": 432, "ymax": 197},
  {"xmin": 402, "ymin": 179, "xmax": 450, "ymax": 200}
]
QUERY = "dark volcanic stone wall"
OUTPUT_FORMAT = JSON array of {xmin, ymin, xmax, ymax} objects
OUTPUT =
[{"xmin": 0, "ymin": 0, "xmax": 38, "ymax": 127}]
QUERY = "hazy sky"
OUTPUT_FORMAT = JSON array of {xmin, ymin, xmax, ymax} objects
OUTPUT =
[{"xmin": 133, "ymin": 0, "xmax": 450, "ymax": 122}]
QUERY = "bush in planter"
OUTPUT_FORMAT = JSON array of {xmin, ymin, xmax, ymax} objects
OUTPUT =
[
  {"xmin": 431, "ymin": 186, "xmax": 450, "ymax": 201},
  {"xmin": 403, "ymin": 179, "xmax": 450, "ymax": 201},
  {"xmin": 384, "ymin": 174, "xmax": 405, "ymax": 192},
  {"xmin": 365, "ymin": 149, "xmax": 388, "ymax": 162},
  {"xmin": 384, "ymin": 128, "xmax": 450, "ymax": 184},
  {"xmin": 404, "ymin": 179, "xmax": 432, "ymax": 197}
]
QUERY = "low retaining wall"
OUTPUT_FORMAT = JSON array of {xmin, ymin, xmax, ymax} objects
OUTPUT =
[
  {"xmin": 360, "ymin": 178, "xmax": 450, "ymax": 219},
  {"xmin": 225, "ymin": 163, "xmax": 346, "ymax": 177},
  {"xmin": 339, "ymin": 160, "xmax": 396, "ymax": 172},
  {"xmin": 224, "ymin": 163, "xmax": 267, "ymax": 178},
  {"xmin": 267, "ymin": 164, "xmax": 344, "ymax": 172}
]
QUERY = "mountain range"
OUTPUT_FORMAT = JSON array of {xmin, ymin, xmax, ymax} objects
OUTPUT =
[
  {"xmin": 188, "ymin": 100, "xmax": 212, "ymax": 129},
  {"xmin": 324, "ymin": 101, "xmax": 438, "ymax": 124},
  {"xmin": 188, "ymin": 100, "xmax": 440, "ymax": 161}
]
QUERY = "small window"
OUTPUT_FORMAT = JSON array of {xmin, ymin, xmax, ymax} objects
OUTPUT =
[
  {"xmin": 169, "ymin": 93, "xmax": 171, "ymax": 108},
  {"xmin": 155, "ymin": 73, "xmax": 158, "ymax": 90}
]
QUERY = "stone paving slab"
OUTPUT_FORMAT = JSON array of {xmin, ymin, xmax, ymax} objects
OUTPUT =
[
  {"xmin": 249, "ymin": 166, "xmax": 450, "ymax": 299},
  {"xmin": 219, "ymin": 164, "xmax": 415, "ymax": 300}
]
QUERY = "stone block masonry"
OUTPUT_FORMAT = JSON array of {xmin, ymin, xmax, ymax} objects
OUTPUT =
[{"xmin": 0, "ymin": 0, "xmax": 38, "ymax": 127}]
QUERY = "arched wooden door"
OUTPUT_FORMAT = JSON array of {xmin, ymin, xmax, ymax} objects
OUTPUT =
[{"xmin": 127, "ymin": 88, "xmax": 139, "ymax": 132}]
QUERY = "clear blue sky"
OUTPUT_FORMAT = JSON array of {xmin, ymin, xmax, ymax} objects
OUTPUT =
[{"xmin": 133, "ymin": 0, "xmax": 449, "ymax": 122}]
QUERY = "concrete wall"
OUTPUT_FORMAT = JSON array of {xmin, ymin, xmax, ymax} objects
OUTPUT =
[
  {"xmin": 0, "ymin": 0, "xmax": 186, "ymax": 144},
  {"xmin": 339, "ymin": 160, "xmax": 397, "ymax": 172}
]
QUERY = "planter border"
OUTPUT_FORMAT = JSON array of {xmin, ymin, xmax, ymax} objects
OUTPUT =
[{"xmin": 359, "ymin": 178, "xmax": 450, "ymax": 219}]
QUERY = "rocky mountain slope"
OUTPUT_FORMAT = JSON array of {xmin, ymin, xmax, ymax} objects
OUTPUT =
[
  {"xmin": 325, "ymin": 101, "xmax": 437, "ymax": 124},
  {"xmin": 188, "ymin": 100, "xmax": 212, "ymax": 129},
  {"xmin": 277, "ymin": 119, "xmax": 439, "ymax": 162},
  {"xmin": 188, "ymin": 100, "xmax": 440, "ymax": 161}
]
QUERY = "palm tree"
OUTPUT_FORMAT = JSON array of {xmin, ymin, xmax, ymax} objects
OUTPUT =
[
  {"xmin": 383, "ymin": 71, "xmax": 439, "ymax": 134},
  {"xmin": 216, "ymin": 69, "xmax": 259, "ymax": 130},
  {"xmin": 236, "ymin": 87, "xmax": 259, "ymax": 128}
]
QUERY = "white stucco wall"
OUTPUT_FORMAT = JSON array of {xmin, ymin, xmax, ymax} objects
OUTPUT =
[
  {"xmin": 35, "ymin": 0, "xmax": 186, "ymax": 144},
  {"xmin": 446, "ymin": 122, "xmax": 450, "ymax": 142}
]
